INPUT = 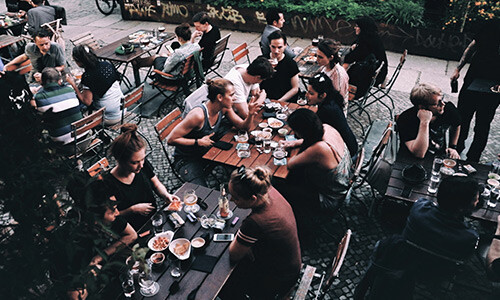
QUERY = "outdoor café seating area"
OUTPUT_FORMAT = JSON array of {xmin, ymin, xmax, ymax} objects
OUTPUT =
[{"xmin": 1, "ymin": 2, "xmax": 500, "ymax": 299}]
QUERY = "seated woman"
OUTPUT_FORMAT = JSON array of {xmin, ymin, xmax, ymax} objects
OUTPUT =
[
  {"xmin": 167, "ymin": 78, "xmax": 261, "ymax": 186},
  {"xmin": 306, "ymin": 73, "xmax": 358, "ymax": 157},
  {"xmin": 67, "ymin": 45, "xmax": 123, "ymax": 126},
  {"xmin": 219, "ymin": 166, "xmax": 301, "ymax": 300},
  {"xmin": 277, "ymin": 109, "xmax": 352, "ymax": 217},
  {"xmin": 343, "ymin": 16, "xmax": 388, "ymax": 99},
  {"xmin": 104, "ymin": 123, "xmax": 176, "ymax": 230},
  {"xmin": 316, "ymin": 38, "xmax": 350, "ymax": 114},
  {"xmin": 64, "ymin": 180, "xmax": 137, "ymax": 300}
]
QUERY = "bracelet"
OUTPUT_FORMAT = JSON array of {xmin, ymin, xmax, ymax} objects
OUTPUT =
[
  {"xmin": 194, "ymin": 139, "xmax": 198, "ymax": 146},
  {"xmin": 449, "ymin": 145, "xmax": 457, "ymax": 150}
]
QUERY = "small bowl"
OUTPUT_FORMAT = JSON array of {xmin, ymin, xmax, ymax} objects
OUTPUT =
[
  {"xmin": 191, "ymin": 237, "xmax": 206, "ymax": 249},
  {"xmin": 276, "ymin": 113, "xmax": 287, "ymax": 120},
  {"xmin": 259, "ymin": 122, "xmax": 268, "ymax": 129},
  {"xmin": 278, "ymin": 128, "xmax": 288, "ymax": 137},
  {"xmin": 443, "ymin": 159, "xmax": 456, "ymax": 169},
  {"xmin": 150, "ymin": 252, "xmax": 165, "ymax": 265},
  {"xmin": 297, "ymin": 99, "xmax": 308, "ymax": 105},
  {"xmin": 273, "ymin": 149, "xmax": 287, "ymax": 159},
  {"xmin": 487, "ymin": 178, "xmax": 500, "ymax": 188}
]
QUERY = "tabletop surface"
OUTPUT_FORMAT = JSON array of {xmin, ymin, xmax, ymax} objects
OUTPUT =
[
  {"xmin": 0, "ymin": 34, "xmax": 23, "ymax": 49},
  {"xmin": 295, "ymin": 45, "xmax": 321, "ymax": 79},
  {"xmin": 0, "ymin": 13, "xmax": 27, "ymax": 29},
  {"xmin": 94, "ymin": 30, "xmax": 174, "ymax": 63},
  {"xmin": 121, "ymin": 182, "xmax": 251, "ymax": 300},
  {"xmin": 202, "ymin": 101, "xmax": 317, "ymax": 179},
  {"xmin": 385, "ymin": 154, "xmax": 499, "ymax": 222}
]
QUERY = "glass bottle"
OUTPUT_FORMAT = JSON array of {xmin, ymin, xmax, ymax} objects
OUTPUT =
[{"xmin": 219, "ymin": 184, "xmax": 230, "ymax": 218}]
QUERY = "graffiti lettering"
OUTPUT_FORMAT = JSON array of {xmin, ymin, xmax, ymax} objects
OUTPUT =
[
  {"xmin": 206, "ymin": 5, "xmax": 246, "ymax": 24},
  {"xmin": 124, "ymin": 3, "xmax": 157, "ymax": 18},
  {"xmin": 415, "ymin": 29, "xmax": 472, "ymax": 53},
  {"xmin": 161, "ymin": 1, "xmax": 189, "ymax": 18}
]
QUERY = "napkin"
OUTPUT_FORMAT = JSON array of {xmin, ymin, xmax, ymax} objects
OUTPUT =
[{"xmin": 190, "ymin": 255, "xmax": 218, "ymax": 273}]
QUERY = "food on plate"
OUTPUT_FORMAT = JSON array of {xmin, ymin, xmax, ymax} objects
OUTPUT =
[
  {"xmin": 165, "ymin": 197, "xmax": 182, "ymax": 211},
  {"xmin": 151, "ymin": 252, "xmax": 165, "ymax": 264},
  {"xmin": 303, "ymin": 56, "xmax": 317, "ymax": 63},
  {"xmin": 174, "ymin": 241, "xmax": 190, "ymax": 256},
  {"xmin": 152, "ymin": 236, "xmax": 170, "ymax": 251},
  {"xmin": 268, "ymin": 118, "xmax": 284, "ymax": 129}
]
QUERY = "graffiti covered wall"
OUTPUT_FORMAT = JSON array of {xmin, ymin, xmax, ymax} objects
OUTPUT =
[{"xmin": 120, "ymin": 0, "xmax": 471, "ymax": 60}]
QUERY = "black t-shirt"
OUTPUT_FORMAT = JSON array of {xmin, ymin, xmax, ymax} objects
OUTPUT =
[
  {"xmin": 260, "ymin": 55, "xmax": 299, "ymax": 101},
  {"xmin": 81, "ymin": 61, "xmax": 120, "ymax": 99},
  {"xmin": 199, "ymin": 25, "xmax": 221, "ymax": 71},
  {"xmin": 397, "ymin": 102, "xmax": 461, "ymax": 157},
  {"xmin": 103, "ymin": 160, "xmax": 156, "ymax": 230}
]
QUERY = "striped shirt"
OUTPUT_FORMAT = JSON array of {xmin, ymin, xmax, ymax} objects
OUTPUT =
[{"xmin": 35, "ymin": 83, "xmax": 83, "ymax": 145}]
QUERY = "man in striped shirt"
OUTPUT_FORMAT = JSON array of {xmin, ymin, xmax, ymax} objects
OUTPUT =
[{"xmin": 34, "ymin": 67, "xmax": 83, "ymax": 145}]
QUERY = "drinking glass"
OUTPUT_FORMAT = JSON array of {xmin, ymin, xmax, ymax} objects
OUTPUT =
[
  {"xmin": 121, "ymin": 272, "xmax": 135, "ymax": 298},
  {"xmin": 138, "ymin": 260, "xmax": 159, "ymax": 296},
  {"xmin": 431, "ymin": 157, "xmax": 444, "ymax": 176},
  {"xmin": 255, "ymin": 136, "xmax": 263, "ymax": 148},
  {"xmin": 237, "ymin": 130, "xmax": 248, "ymax": 143},
  {"xmin": 427, "ymin": 174, "xmax": 440, "ymax": 194},
  {"xmin": 170, "ymin": 258, "xmax": 181, "ymax": 278},
  {"xmin": 183, "ymin": 189, "xmax": 200, "ymax": 213},
  {"xmin": 140, "ymin": 38, "xmax": 150, "ymax": 49},
  {"xmin": 151, "ymin": 212, "xmax": 163, "ymax": 234},
  {"xmin": 263, "ymin": 140, "xmax": 272, "ymax": 154},
  {"xmin": 488, "ymin": 187, "xmax": 499, "ymax": 208}
]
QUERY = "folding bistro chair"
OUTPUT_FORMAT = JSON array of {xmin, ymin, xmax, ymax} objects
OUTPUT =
[
  {"xmin": 41, "ymin": 18, "xmax": 65, "ymax": 50},
  {"xmin": 204, "ymin": 33, "xmax": 231, "ymax": 78},
  {"xmin": 86, "ymin": 157, "xmax": 110, "ymax": 179},
  {"xmin": 347, "ymin": 61, "xmax": 385, "ymax": 136},
  {"xmin": 154, "ymin": 108, "xmax": 185, "ymax": 188},
  {"xmin": 69, "ymin": 31, "xmax": 101, "ymax": 51},
  {"xmin": 362, "ymin": 50, "xmax": 408, "ymax": 119},
  {"xmin": 151, "ymin": 53, "xmax": 198, "ymax": 116},
  {"xmin": 231, "ymin": 42, "xmax": 251, "ymax": 65},
  {"xmin": 293, "ymin": 229, "xmax": 352, "ymax": 300},
  {"xmin": 69, "ymin": 107, "xmax": 106, "ymax": 166},
  {"xmin": 118, "ymin": 83, "xmax": 145, "ymax": 126}
]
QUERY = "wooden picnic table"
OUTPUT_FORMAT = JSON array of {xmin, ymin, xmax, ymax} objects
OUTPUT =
[
  {"xmin": 202, "ymin": 101, "xmax": 317, "ymax": 179},
  {"xmin": 0, "ymin": 33, "xmax": 22, "ymax": 49},
  {"xmin": 108, "ymin": 182, "xmax": 252, "ymax": 300},
  {"xmin": 94, "ymin": 30, "xmax": 174, "ymax": 88},
  {"xmin": 385, "ymin": 154, "xmax": 499, "ymax": 223},
  {"xmin": 294, "ymin": 45, "xmax": 321, "ymax": 85},
  {"xmin": 0, "ymin": 13, "xmax": 27, "ymax": 35}
]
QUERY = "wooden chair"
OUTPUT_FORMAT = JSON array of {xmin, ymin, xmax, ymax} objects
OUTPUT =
[
  {"xmin": 347, "ymin": 61, "xmax": 385, "ymax": 136},
  {"xmin": 119, "ymin": 83, "xmax": 145, "ymax": 126},
  {"xmin": 231, "ymin": 42, "xmax": 250, "ymax": 65},
  {"xmin": 69, "ymin": 107, "xmax": 106, "ymax": 165},
  {"xmin": 151, "ymin": 53, "xmax": 197, "ymax": 116},
  {"xmin": 41, "ymin": 18, "xmax": 65, "ymax": 50},
  {"xmin": 363, "ymin": 50, "xmax": 408, "ymax": 119},
  {"xmin": 293, "ymin": 229, "xmax": 352, "ymax": 300},
  {"xmin": 69, "ymin": 31, "xmax": 101, "ymax": 50},
  {"xmin": 154, "ymin": 108, "xmax": 185, "ymax": 187},
  {"xmin": 204, "ymin": 33, "xmax": 231, "ymax": 77},
  {"xmin": 86, "ymin": 157, "xmax": 110, "ymax": 179}
]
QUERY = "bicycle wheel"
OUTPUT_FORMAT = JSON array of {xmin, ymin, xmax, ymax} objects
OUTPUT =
[{"xmin": 95, "ymin": 0, "xmax": 116, "ymax": 15}]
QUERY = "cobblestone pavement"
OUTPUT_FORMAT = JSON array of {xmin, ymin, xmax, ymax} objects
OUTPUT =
[{"xmin": 6, "ymin": 1, "xmax": 500, "ymax": 298}]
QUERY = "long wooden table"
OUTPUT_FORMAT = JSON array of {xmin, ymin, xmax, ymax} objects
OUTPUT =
[
  {"xmin": 202, "ymin": 101, "xmax": 317, "ymax": 179},
  {"xmin": 117, "ymin": 182, "xmax": 251, "ymax": 300},
  {"xmin": 385, "ymin": 154, "xmax": 499, "ymax": 222},
  {"xmin": 94, "ymin": 30, "xmax": 174, "ymax": 88},
  {"xmin": 295, "ymin": 45, "xmax": 321, "ymax": 86}
]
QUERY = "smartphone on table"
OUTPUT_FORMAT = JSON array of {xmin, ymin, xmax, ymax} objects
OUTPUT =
[{"xmin": 213, "ymin": 233, "xmax": 234, "ymax": 242}]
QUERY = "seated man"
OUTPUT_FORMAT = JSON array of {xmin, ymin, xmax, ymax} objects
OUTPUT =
[
  {"xmin": 134, "ymin": 23, "xmax": 200, "ymax": 78},
  {"xmin": 167, "ymin": 78, "xmax": 262, "ymax": 186},
  {"xmin": 487, "ymin": 215, "xmax": 500, "ymax": 280},
  {"xmin": 182, "ymin": 57, "xmax": 273, "ymax": 119},
  {"xmin": 260, "ymin": 31, "xmax": 300, "ymax": 103},
  {"xmin": 33, "ymin": 67, "xmax": 83, "ymax": 146},
  {"xmin": 396, "ymin": 83, "xmax": 461, "ymax": 159},
  {"xmin": 402, "ymin": 176, "xmax": 479, "ymax": 261},
  {"xmin": 260, "ymin": 8, "xmax": 295, "ymax": 58},
  {"xmin": 190, "ymin": 11, "xmax": 221, "ymax": 71},
  {"xmin": 26, "ymin": 0, "xmax": 55, "ymax": 36},
  {"xmin": 5, "ymin": 29, "xmax": 65, "ymax": 85}
]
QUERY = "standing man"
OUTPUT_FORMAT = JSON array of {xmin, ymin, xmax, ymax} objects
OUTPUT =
[
  {"xmin": 5, "ymin": 29, "xmax": 65, "ymax": 85},
  {"xmin": 260, "ymin": 31, "xmax": 300, "ymax": 103},
  {"xmin": 191, "ymin": 11, "xmax": 221, "ymax": 72},
  {"xmin": 396, "ymin": 83, "xmax": 461, "ymax": 159},
  {"xmin": 26, "ymin": 0, "xmax": 55, "ymax": 36},
  {"xmin": 260, "ymin": 8, "xmax": 295, "ymax": 58}
]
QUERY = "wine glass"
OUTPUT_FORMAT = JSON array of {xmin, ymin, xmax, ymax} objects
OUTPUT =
[
  {"xmin": 183, "ymin": 189, "xmax": 200, "ymax": 213},
  {"xmin": 140, "ymin": 38, "xmax": 150, "ymax": 49}
]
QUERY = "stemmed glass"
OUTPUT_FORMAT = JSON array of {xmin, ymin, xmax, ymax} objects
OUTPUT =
[{"xmin": 183, "ymin": 189, "xmax": 200, "ymax": 213}]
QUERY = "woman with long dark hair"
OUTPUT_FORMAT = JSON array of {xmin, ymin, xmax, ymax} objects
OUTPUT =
[
  {"xmin": 67, "ymin": 45, "xmax": 123, "ymax": 125},
  {"xmin": 306, "ymin": 73, "xmax": 358, "ymax": 157},
  {"xmin": 343, "ymin": 16, "xmax": 388, "ymax": 98}
]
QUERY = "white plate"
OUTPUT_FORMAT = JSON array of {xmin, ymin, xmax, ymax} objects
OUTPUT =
[
  {"xmin": 148, "ymin": 231, "xmax": 174, "ymax": 251},
  {"xmin": 297, "ymin": 99, "xmax": 307, "ymax": 105},
  {"xmin": 276, "ymin": 113, "xmax": 287, "ymax": 120},
  {"xmin": 169, "ymin": 238, "xmax": 191, "ymax": 260},
  {"xmin": 268, "ymin": 118, "xmax": 284, "ymax": 129}
]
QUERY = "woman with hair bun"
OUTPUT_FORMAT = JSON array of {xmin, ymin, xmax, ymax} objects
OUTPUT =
[
  {"xmin": 316, "ymin": 38, "xmax": 350, "ymax": 113},
  {"xmin": 66, "ymin": 45, "xmax": 123, "ymax": 125},
  {"xmin": 167, "ymin": 78, "xmax": 261, "ymax": 186},
  {"xmin": 219, "ymin": 165, "xmax": 301, "ymax": 299},
  {"xmin": 104, "ymin": 123, "xmax": 176, "ymax": 229}
]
